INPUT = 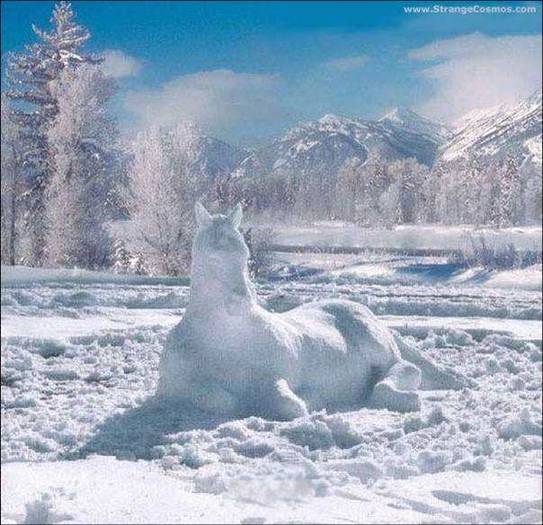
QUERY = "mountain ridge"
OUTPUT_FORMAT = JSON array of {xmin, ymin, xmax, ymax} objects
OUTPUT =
[{"xmin": 168, "ymin": 91, "xmax": 542, "ymax": 184}]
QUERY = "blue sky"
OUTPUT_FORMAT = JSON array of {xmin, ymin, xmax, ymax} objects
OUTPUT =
[{"xmin": 2, "ymin": 1, "xmax": 541, "ymax": 145}]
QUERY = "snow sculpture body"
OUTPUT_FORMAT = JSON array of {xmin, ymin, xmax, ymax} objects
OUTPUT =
[{"xmin": 158, "ymin": 203, "xmax": 449, "ymax": 419}]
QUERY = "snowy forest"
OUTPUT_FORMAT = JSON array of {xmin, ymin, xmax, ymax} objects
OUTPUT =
[{"xmin": 1, "ymin": 2, "xmax": 541, "ymax": 275}]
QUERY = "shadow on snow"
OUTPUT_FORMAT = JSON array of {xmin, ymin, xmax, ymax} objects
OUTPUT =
[{"xmin": 69, "ymin": 396, "xmax": 231, "ymax": 461}]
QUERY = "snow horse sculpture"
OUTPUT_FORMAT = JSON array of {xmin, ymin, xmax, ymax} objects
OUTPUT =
[{"xmin": 158, "ymin": 202, "xmax": 463, "ymax": 420}]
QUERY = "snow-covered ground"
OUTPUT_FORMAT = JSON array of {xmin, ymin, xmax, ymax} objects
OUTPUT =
[
  {"xmin": 270, "ymin": 223, "xmax": 542, "ymax": 252},
  {"xmin": 2, "ymin": 247, "xmax": 542, "ymax": 524}
]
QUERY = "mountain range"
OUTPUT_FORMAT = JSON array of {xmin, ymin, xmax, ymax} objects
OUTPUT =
[{"xmin": 185, "ymin": 90, "xmax": 542, "ymax": 182}]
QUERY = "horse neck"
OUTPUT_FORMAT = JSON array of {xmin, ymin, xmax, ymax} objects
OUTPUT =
[{"xmin": 188, "ymin": 251, "xmax": 256, "ymax": 315}]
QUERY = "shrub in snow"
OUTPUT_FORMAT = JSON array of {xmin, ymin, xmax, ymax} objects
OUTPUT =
[
  {"xmin": 243, "ymin": 226, "xmax": 276, "ymax": 277},
  {"xmin": 178, "ymin": 444, "xmax": 216, "ymax": 469},
  {"xmin": 23, "ymin": 493, "xmax": 55, "ymax": 525},
  {"xmin": 528, "ymin": 348, "xmax": 542, "ymax": 363},
  {"xmin": 453, "ymin": 234, "xmax": 542, "ymax": 270},
  {"xmin": 235, "ymin": 438, "xmax": 274, "ymax": 459},
  {"xmin": 157, "ymin": 202, "xmax": 446, "ymax": 420},
  {"xmin": 35, "ymin": 340, "xmax": 66, "ymax": 358}
]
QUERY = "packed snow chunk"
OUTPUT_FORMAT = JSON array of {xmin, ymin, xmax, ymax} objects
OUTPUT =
[
  {"xmin": 43, "ymin": 367, "xmax": 80, "ymax": 381},
  {"xmin": 3, "ymin": 392, "xmax": 38, "ymax": 409},
  {"xmin": 385, "ymin": 462, "xmax": 419, "ymax": 480},
  {"xmin": 403, "ymin": 414, "xmax": 426, "ymax": 434},
  {"xmin": 215, "ymin": 421, "xmax": 253, "ymax": 442},
  {"xmin": 417, "ymin": 450, "xmax": 451, "ymax": 474},
  {"xmin": 52, "ymin": 290, "xmax": 97, "ymax": 307},
  {"xmin": 453, "ymin": 456, "xmax": 486, "ymax": 472},
  {"xmin": 518, "ymin": 435, "xmax": 543, "ymax": 451},
  {"xmin": 427, "ymin": 406, "xmax": 448, "ymax": 426},
  {"xmin": 322, "ymin": 413, "xmax": 364, "ymax": 449},
  {"xmin": 327, "ymin": 459, "xmax": 383, "ymax": 484},
  {"xmin": 126, "ymin": 291, "xmax": 186, "ymax": 309},
  {"xmin": 445, "ymin": 329, "xmax": 475, "ymax": 347},
  {"xmin": 279, "ymin": 416, "xmax": 335, "ymax": 450},
  {"xmin": 235, "ymin": 438, "xmax": 274, "ymax": 459},
  {"xmin": 178, "ymin": 444, "xmax": 217, "ymax": 469},
  {"xmin": 34, "ymin": 340, "xmax": 67, "ymax": 358},
  {"xmin": 278, "ymin": 412, "xmax": 363, "ymax": 451},
  {"xmin": 498, "ymin": 408, "xmax": 542, "ymax": 440}
]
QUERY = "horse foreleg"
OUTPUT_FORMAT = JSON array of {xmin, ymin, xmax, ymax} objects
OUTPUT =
[
  {"xmin": 393, "ymin": 334, "xmax": 473, "ymax": 390},
  {"xmin": 265, "ymin": 378, "xmax": 308, "ymax": 421},
  {"xmin": 191, "ymin": 382, "xmax": 238, "ymax": 416}
]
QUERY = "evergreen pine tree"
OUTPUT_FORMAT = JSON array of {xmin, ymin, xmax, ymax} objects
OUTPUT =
[{"xmin": 5, "ymin": 1, "xmax": 101, "ymax": 265}]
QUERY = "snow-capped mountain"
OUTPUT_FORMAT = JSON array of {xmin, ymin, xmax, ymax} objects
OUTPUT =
[
  {"xmin": 379, "ymin": 107, "xmax": 452, "ymax": 148},
  {"xmin": 440, "ymin": 90, "xmax": 542, "ymax": 164},
  {"xmin": 189, "ymin": 134, "xmax": 247, "ymax": 180},
  {"xmin": 166, "ymin": 91, "xmax": 540, "ymax": 187},
  {"xmin": 171, "ymin": 123, "xmax": 247, "ymax": 181},
  {"xmin": 235, "ymin": 110, "xmax": 452, "ymax": 180}
]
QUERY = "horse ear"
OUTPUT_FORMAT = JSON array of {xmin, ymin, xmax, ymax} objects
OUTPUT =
[
  {"xmin": 228, "ymin": 203, "xmax": 243, "ymax": 229},
  {"xmin": 195, "ymin": 202, "xmax": 212, "ymax": 228}
]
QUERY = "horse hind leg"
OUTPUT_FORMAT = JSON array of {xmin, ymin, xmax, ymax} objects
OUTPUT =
[
  {"xmin": 368, "ymin": 360, "xmax": 422, "ymax": 413},
  {"xmin": 394, "ymin": 334, "xmax": 473, "ymax": 390}
]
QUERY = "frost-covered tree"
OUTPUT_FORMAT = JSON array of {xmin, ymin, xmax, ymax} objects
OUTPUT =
[
  {"xmin": 455, "ymin": 156, "xmax": 486, "ymax": 225},
  {"xmin": 483, "ymin": 156, "xmax": 523, "ymax": 229},
  {"xmin": 388, "ymin": 158, "xmax": 429, "ymax": 224},
  {"xmin": 1, "ymin": 95, "xmax": 23, "ymax": 265},
  {"xmin": 5, "ymin": 1, "xmax": 101, "ymax": 265},
  {"xmin": 45, "ymin": 64, "xmax": 117, "ymax": 268},
  {"xmin": 357, "ymin": 158, "xmax": 394, "ymax": 226},
  {"xmin": 335, "ymin": 158, "xmax": 363, "ymax": 222},
  {"xmin": 334, "ymin": 156, "xmax": 427, "ymax": 227},
  {"xmin": 111, "ymin": 238, "xmax": 147, "ymax": 275},
  {"xmin": 499, "ymin": 156, "xmax": 523, "ymax": 227},
  {"xmin": 435, "ymin": 157, "xmax": 483, "ymax": 225},
  {"xmin": 126, "ymin": 125, "xmax": 202, "ymax": 275},
  {"xmin": 520, "ymin": 161, "xmax": 542, "ymax": 225}
]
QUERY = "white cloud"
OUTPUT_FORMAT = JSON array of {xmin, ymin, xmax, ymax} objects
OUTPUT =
[
  {"xmin": 102, "ymin": 49, "xmax": 142, "ymax": 78},
  {"xmin": 409, "ymin": 33, "xmax": 542, "ymax": 123},
  {"xmin": 321, "ymin": 54, "xmax": 368, "ymax": 72},
  {"xmin": 123, "ymin": 69, "xmax": 282, "ymax": 136}
]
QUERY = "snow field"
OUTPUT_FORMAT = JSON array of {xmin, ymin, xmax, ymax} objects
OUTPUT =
[
  {"xmin": 3, "ymin": 456, "xmax": 540, "ymax": 524},
  {"xmin": 271, "ymin": 223, "xmax": 542, "ymax": 253},
  {"xmin": 1, "ymin": 256, "xmax": 541, "ymax": 524}
]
